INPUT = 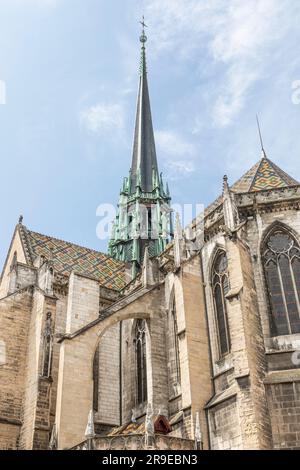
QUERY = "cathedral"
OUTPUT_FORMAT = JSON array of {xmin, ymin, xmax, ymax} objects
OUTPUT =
[{"xmin": 0, "ymin": 26, "xmax": 300, "ymax": 451}]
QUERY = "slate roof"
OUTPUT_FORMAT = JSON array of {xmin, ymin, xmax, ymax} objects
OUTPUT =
[
  {"xmin": 19, "ymin": 225, "xmax": 126, "ymax": 291},
  {"xmin": 130, "ymin": 32, "xmax": 159, "ymax": 193}
]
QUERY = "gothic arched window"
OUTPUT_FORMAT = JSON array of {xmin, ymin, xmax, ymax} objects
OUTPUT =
[
  {"xmin": 262, "ymin": 228, "xmax": 300, "ymax": 336},
  {"xmin": 212, "ymin": 251, "xmax": 230, "ymax": 357},
  {"xmin": 42, "ymin": 312, "xmax": 53, "ymax": 378},
  {"xmin": 135, "ymin": 320, "xmax": 147, "ymax": 405},
  {"xmin": 168, "ymin": 298, "xmax": 181, "ymax": 395},
  {"xmin": 93, "ymin": 347, "xmax": 99, "ymax": 412}
]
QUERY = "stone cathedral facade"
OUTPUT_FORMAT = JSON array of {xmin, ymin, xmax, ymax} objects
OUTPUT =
[{"xmin": 1, "ymin": 30, "xmax": 300, "ymax": 452}]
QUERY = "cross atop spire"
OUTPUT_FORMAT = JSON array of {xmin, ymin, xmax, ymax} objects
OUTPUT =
[
  {"xmin": 256, "ymin": 114, "xmax": 267, "ymax": 159},
  {"xmin": 139, "ymin": 16, "xmax": 148, "ymax": 75},
  {"xmin": 140, "ymin": 16, "xmax": 147, "ymax": 33}
]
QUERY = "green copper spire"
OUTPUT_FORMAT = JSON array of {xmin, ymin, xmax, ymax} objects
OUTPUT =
[{"xmin": 108, "ymin": 20, "xmax": 172, "ymax": 277}]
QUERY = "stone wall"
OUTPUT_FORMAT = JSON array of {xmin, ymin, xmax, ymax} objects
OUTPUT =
[
  {"xmin": 96, "ymin": 322, "xmax": 120, "ymax": 426},
  {"xmin": 49, "ymin": 294, "xmax": 68, "ymax": 440},
  {"xmin": 121, "ymin": 318, "xmax": 136, "ymax": 424},
  {"xmin": 266, "ymin": 381, "xmax": 300, "ymax": 449},
  {"xmin": 0, "ymin": 229, "xmax": 27, "ymax": 299},
  {"xmin": 0, "ymin": 422, "xmax": 20, "ymax": 450},
  {"xmin": 55, "ymin": 285, "xmax": 167, "ymax": 449},
  {"xmin": 66, "ymin": 273, "xmax": 100, "ymax": 334},
  {"xmin": 209, "ymin": 397, "xmax": 242, "ymax": 450},
  {"xmin": 2, "ymin": 194, "xmax": 300, "ymax": 451},
  {"xmin": 246, "ymin": 208, "xmax": 300, "ymax": 346},
  {"xmin": 201, "ymin": 229, "xmax": 273, "ymax": 449},
  {"xmin": 180, "ymin": 256, "xmax": 212, "ymax": 446},
  {"xmin": 18, "ymin": 289, "xmax": 48, "ymax": 449},
  {"xmin": 8, "ymin": 264, "xmax": 36, "ymax": 295},
  {"xmin": 229, "ymin": 237, "xmax": 272, "ymax": 449},
  {"xmin": 0, "ymin": 288, "xmax": 33, "ymax": 449}
]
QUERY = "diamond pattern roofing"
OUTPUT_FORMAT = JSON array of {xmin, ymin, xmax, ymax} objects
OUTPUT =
[{"xmin": 20, "ymin": 226, "xmax": 126, "ymax": 291}]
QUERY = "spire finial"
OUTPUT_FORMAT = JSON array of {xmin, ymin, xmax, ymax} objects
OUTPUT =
[
  {"xmin": 223, "ymin": 175, "xmax": 229, "ymax": 194},
  {"xmin": 139, "ymin": 16, "xmax": 147, "ymax": 75},
  {"xmin": 140, "ymin": 16, "xmax": 147, "ymax": 41},
  {"xmin": 256, "ymin": 114, "xmax": 267, "ymax": 159}
]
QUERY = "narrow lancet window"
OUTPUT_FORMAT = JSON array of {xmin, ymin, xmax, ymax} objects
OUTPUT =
[
  {"xmin": 42, "ymin": 312, "xmax": 53, "ymax": 378},
  {"xmin": 168, "ymin": 298, "xmax": 181, "ymax": 395},
  {"xmin": 212, "ymin": 251, "xmax": 230, "ymax": 357},
  {"xmin": 135, "ymin": 320, "xmax": 147, "ymax": 405},
  {"xmin": 93, "ymin": 347, "xmax": 99, "ymax": 413}
]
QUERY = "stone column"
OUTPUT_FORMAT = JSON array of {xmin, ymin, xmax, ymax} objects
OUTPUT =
[
  {"xmin": 180, "ymin": 256, "xmax": 212, "ymax": 449},
  {"xmin": 56, "ymin": 273, "xmax": 100, "ymax": 449},
  {"xmin": 225, "ymin": 236, "xmax": 273, "ymax": 449},
  {"xmin": 146, "ymin": 297, "xmax": 169, "ymax": 416}
]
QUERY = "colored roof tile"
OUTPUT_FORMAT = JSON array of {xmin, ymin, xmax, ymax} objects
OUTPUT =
[
  {"xmin": 232, "ymin": 157, "xmax": 299, "ymax": 193},
  {"xmin": 204, "ymin": 157, "xmax": 299, "ymax": 219},
  {"xmin": 21, "ymin": 227, "xmax": 126, "ymax": 291}
]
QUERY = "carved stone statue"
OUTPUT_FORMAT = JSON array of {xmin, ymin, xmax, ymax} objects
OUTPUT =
[{"xmin": 145, "ymin": 403, "xmax": 154, "ymax": 448}]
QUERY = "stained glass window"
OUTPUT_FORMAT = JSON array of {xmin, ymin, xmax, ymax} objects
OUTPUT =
[
  {"xmin": 263, "ymin": 228, "xmax": 300, "ymax": 336},
  {"xmin": 212, "ymin": 252, "xmax": 230, "ymax": 357}
]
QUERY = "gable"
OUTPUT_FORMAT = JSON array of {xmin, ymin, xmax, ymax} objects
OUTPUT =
[
  {"xmin": 203, "ymin": 157, "xmax": 300, "ymax": 221},
  {"xmin": 249, "ymin": 159, "xmax": 299, "ymax": 192},
  {"xmin": 0, "ymin": 226, "xmax": 28, "ymax": 299}
]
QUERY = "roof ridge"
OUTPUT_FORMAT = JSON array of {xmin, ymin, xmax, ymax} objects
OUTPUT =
[
  {"xmin": 19, "ymin": 224, "xmax": 34, "ymax": 264},
  {"xmin": 27, "ymin": 228, "xmax": 124, "ymax": 266}
]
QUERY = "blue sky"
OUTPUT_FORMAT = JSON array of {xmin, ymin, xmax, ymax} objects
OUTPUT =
[{"xmin": 0, "ymin": 0, "xmax": 300, "ymax": 268}]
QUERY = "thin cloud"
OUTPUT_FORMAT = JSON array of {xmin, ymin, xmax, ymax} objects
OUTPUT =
[
  {"xmin": 165, "ymin": 160, "xmax": 195, "ymax": 180},
  {"xmin": 155, "ymin": 130, "xmax": 196, "ymax": 180},
  {"xmin": 155, "ymin": 130, "xmax": 195, "ymax": 158},
  {"xmin": 80, "ymin": 103, "xmax": 125, "ymax": 136},
  {"xmin": 6, "ymin": 0, "xmax": 61, "ymax": 6},
  {"xmin": 145, "ymin": 0, "xmax": 300, "ymax": 127}
]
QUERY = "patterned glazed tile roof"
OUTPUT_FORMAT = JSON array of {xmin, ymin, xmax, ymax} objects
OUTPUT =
[
  {"xmin": 108, "ymin": 422, "xmax": 145, "ymax": 436},
  {"xmin": 21, "ymin": 227, "xmax": 125, "ymax": 290},
  {"xmin": 232, "ymin": 157, "xmax": 299, "ymax": 193},
  {"xmin": 204, "ymin": 157, "xmax": 299, "ymax": 218},
  {"xmin": 230, "ymin": 160, "xmax": 261, "ymax": 193}
]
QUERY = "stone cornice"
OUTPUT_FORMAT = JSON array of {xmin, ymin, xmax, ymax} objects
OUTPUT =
[{"xmin": 0, "ymin": 416, "xmax": 22, "ymax": 427}]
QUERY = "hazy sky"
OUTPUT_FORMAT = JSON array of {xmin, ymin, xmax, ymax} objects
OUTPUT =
[{"xmin": 1, "ymin": 0, "xmax": 300, "ymax": 268}]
